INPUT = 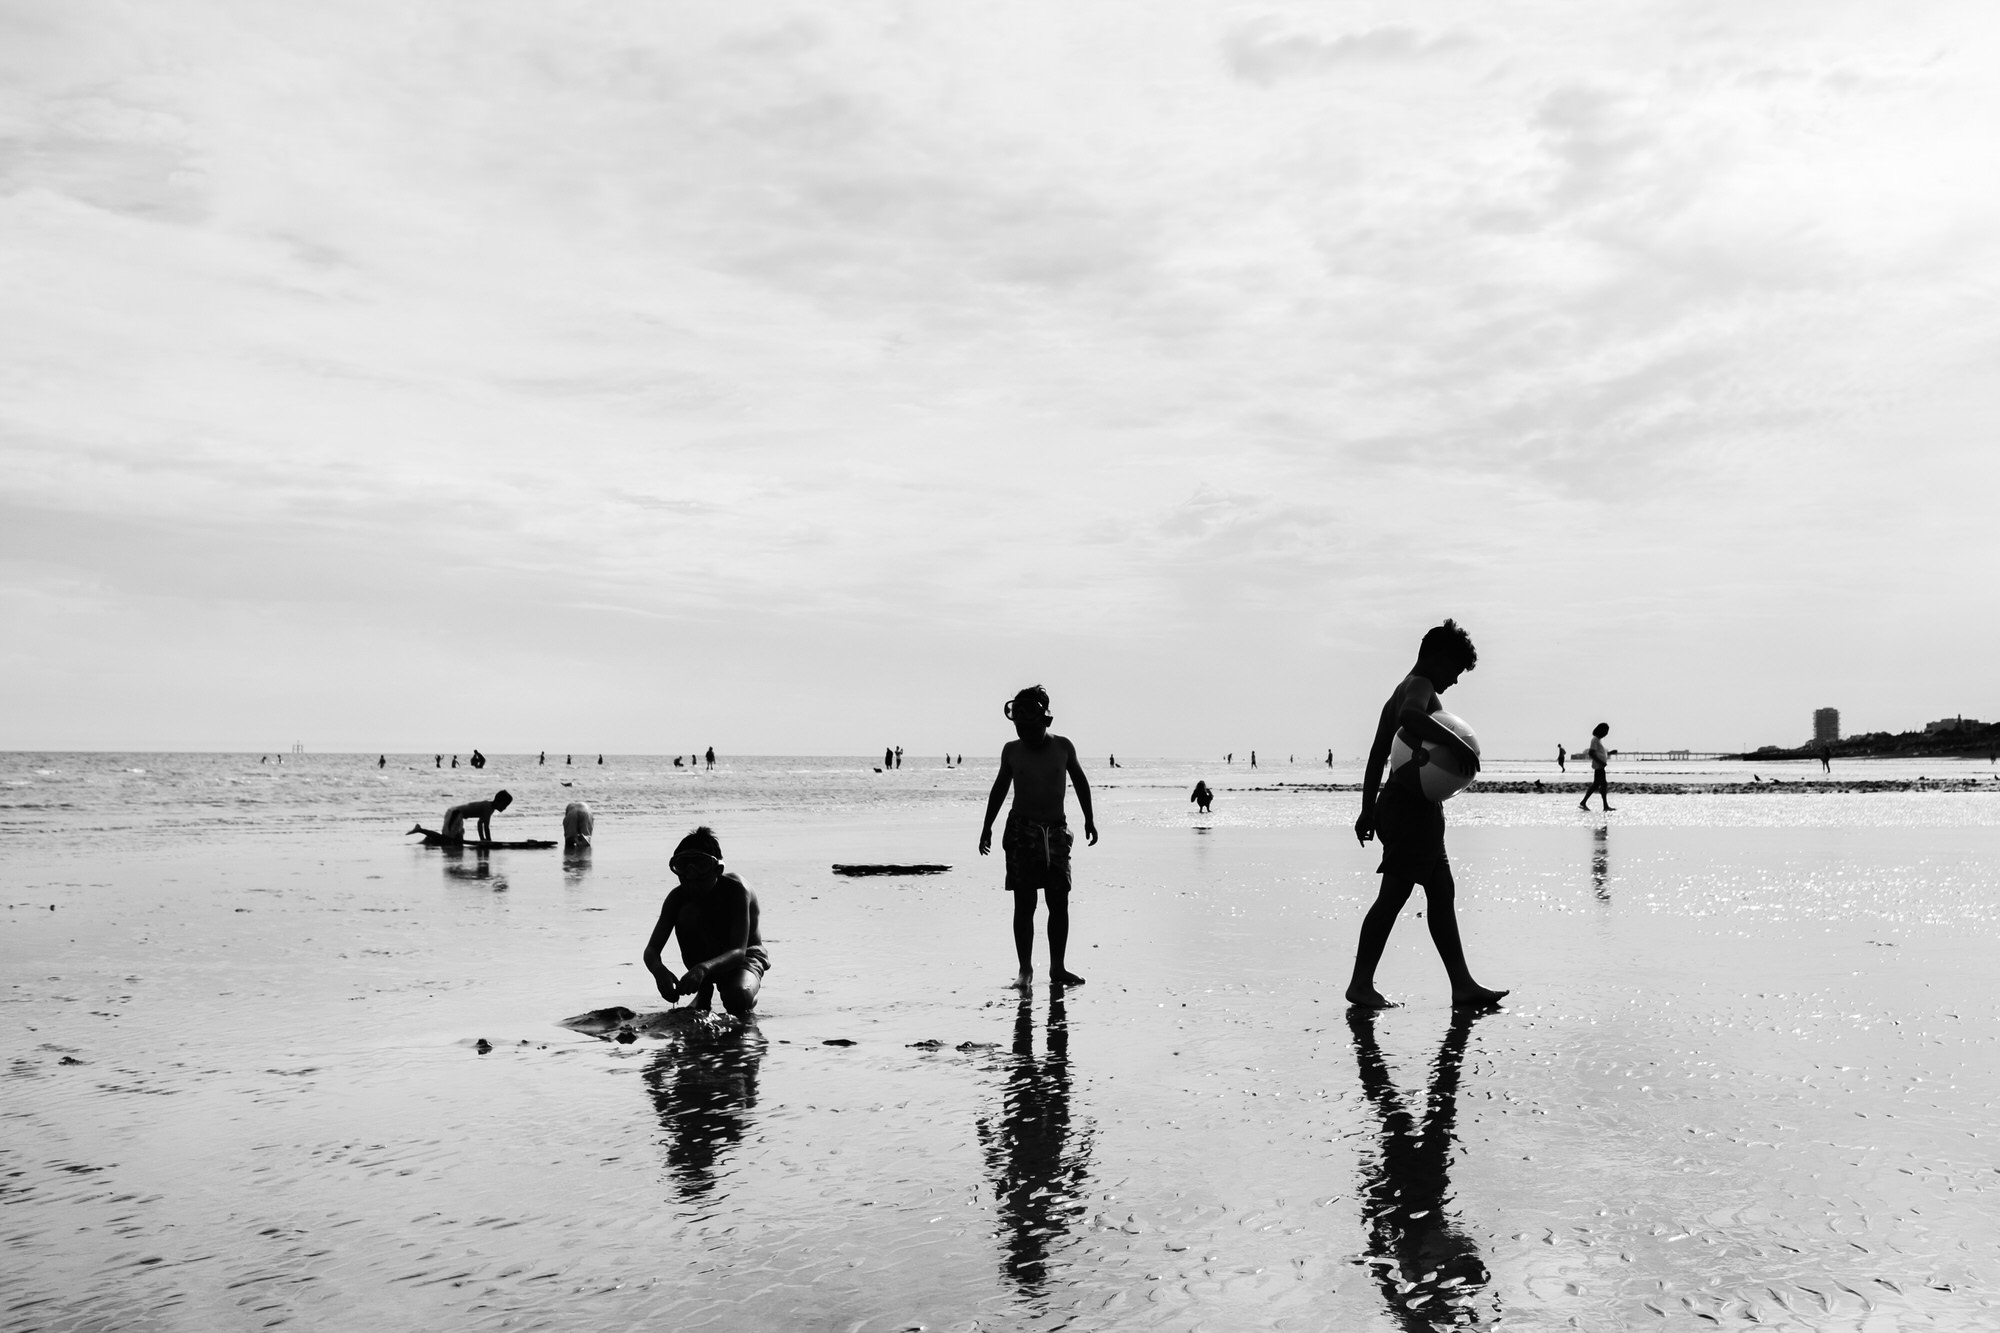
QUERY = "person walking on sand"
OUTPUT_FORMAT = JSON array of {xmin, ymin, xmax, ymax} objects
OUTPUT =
[
  {"xmin": 1190, "ymin": 780, "xmax": 1213, "ymax": 814},
  {"xmin": 1556, "ymin": 743, "xmax": 1566, "ymax": 773},
  {"xmin": 378, "ymin": 755, "xmax": 385, "ymax": 769},
  {"xmin": 980, "ymin": 685, "xmax": 1098, "ymax": 990},
  {"xmin": 1348, "ymin": 620, "xmax": 1507, "ymax": 1010},
  {"xmin": 642, "ymin": 826, "xmax": 769, "ymax": 1017},
  {"xmin": 1580, "ymin": 724, "xmax": 1615, "ymax": 812},
  {"xmin": 705, "ymin": 746, "xmax": 715, "ymax": 770}
]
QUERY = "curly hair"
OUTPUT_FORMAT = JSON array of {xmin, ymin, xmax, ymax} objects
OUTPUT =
[{"xmin": 1418, "ymin": 619, "xmax": 1477, "ymax": 671}]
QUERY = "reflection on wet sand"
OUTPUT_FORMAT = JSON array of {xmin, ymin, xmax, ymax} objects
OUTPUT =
[
  {"xmin": 563, "ymin": 845, "xmax": 593, "ymax": 886},
  {"xmin": 977, "ymin": 993, "xmax": 1093, "ymax": 1301},
  {"xmin": 642, "ymin": 1028, "xmax": 766, "ymax": 1201},
  {"xmin": 1350, "ymin": 1006, "xmax": 1496, "ymax": 1330},
  {"xmin": 1591, "ymin": 825, "xmax": 1610, "ymax": 902},
  {"xmin": 441, "ymin": 846, "xmax": 502, "ymax": 886}
]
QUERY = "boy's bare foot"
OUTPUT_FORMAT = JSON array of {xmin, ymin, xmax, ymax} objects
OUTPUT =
[
  {"xmin": 1054, "ymin": 970, "xmax": 1085, "ymax": 987},
  {"xmin": 1345, "ymin": 987, "xmax": 1396, "ymax": 1009},
  {"xmin": 1451, "ymin": 986, "xmax": 1508, "ymax": 1009},
  {"xmin": 1602, "ymin": 805, "xmax": 1616, "ymax": 811},
  {"xmin": 1015, "ymin": 969, "xmax": 1034, "ymax": 990},
  {"xmin": 1578, "ymin": 801, "xmax": 1589, "ymax": 810}
]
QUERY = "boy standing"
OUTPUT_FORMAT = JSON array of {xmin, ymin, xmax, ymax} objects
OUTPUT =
[
  {"xmin": 1349, "ymin": 621, "xmax": 1507, "ymax": 1009},
  {"xmin": 1580, "ymin": 723, "xmax": 1614, "ymax": 812},
  {"xmin": 979, "ymin": 685, "xmax": 1099, "ymax": 989}
]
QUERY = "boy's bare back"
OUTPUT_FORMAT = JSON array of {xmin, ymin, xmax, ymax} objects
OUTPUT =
[{"xmin": 1000, "ymin": 734, "xmax": 1077, "ymax": 823}]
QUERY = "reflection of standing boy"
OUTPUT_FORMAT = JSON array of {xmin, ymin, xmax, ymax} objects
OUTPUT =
[
  {"xmin": 1349, "ymin": 621, "xmax": 1507, "ymax": 1010},
  {"xmin": 1580, "ymin": 723, "xmax": 1615, "ymax": 812},
  {"xmin": 979, "ymin": 686, "xmax": 1098, "ymax": 989}
]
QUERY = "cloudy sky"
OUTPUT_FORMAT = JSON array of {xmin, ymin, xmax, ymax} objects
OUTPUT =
[{"xmin": 4, "ymin": 0, "xmax": 1996, "ymax": 757}]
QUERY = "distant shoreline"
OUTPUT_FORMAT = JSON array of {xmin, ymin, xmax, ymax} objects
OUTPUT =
[{"xmin": 1264, "ymin": 777, "xmax": 1998, "ymax": 796}]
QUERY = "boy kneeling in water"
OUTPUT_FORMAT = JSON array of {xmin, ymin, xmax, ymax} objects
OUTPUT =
[{"xmin": 643, "ymin": 827, "xmax": 768, "ymax": 1016}]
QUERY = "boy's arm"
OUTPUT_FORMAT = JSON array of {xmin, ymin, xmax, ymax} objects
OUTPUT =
[
  {"xmin": 1394, "ymin": 679, "xmax": 1480, "ymax": 775},
  {"xmin": 681, "ymin": 883, "xmax": 752, "ymax": 993},
  {"xmin": 978, "ymin": 744, "xmax": 1015, "ymax": 854},
  {"xmin": 1063, "ymin": 740, "xmax": 1099, "ymax": 845},
  {"xmin": 1355, "ymin": 696, "xmax": 1399, "ymax": 844},
  {"xmin": 641, "ymin": 895, "xmax": 680, "ymax": 1000}
]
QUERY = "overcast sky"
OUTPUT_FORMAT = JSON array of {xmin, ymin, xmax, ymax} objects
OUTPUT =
[{"xmin": 4, "ymin": 0, "xmax": 1997, "ymax": 757}]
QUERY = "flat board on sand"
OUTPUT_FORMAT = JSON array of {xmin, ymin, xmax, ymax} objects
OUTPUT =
[
  {"xmin": 831, "ymin": 863, "xmax": 951, "ymax": 876},
  {"xmin": 407, "ymin": 829, "xmax": 557, "ymax": 850}
]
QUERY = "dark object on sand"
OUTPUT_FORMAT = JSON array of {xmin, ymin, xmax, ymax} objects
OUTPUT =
[
  {"xmin": 474, "ymin": 1038, "xmax": 492, "ymax": 1054},
  {"xmin": 831, "ymin": 863, "xmax": 951, "ymax": 877},
  {"xmin": 823, "ymin": 1038, "xmax": 857, "ymax": 1046},
  {"xmin": 407, "ymin": 825, "xmax": 556, "ymax": 850}
]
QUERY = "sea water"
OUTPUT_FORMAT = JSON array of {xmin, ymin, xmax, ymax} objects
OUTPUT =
[{"xmin": 5, "ymin": 752, "xmax": 2000, "ymax": 1330}]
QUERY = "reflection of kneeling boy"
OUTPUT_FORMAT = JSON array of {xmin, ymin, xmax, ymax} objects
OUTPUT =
[
  {"xmin": 642, "ymin": 826, "xmax": 768, "ymax": 1016},
  {"xmin": 979, "ymin": 685, "xmax": 1098, "ymax": 989},
  {"xmin": 1348, "ymin": 621, "xmax": 1507, "ymax": 1010}
]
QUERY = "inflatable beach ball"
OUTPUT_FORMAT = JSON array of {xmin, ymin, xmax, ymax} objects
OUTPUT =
[{"xmin": 1388, "ymin": 710, "xmax": 1481, "ymax": 801}]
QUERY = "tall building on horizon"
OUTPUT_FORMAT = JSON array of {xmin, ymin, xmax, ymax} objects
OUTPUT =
[{"xmin": 1813, "ymin": 707, "xmax": 1840, "ymax": 745}]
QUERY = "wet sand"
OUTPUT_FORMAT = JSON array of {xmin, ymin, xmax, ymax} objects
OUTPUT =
[{"xmin": 6, "ymin": 759, "xmax": 2000, "ymax": 1329}]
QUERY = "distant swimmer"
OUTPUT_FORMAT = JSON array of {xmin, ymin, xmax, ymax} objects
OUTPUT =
[
  {"xmin": 642, "ymin": 826, "xmax": 768, "ymax": 1017},
  {"xmin": 1191, "ymin": 780, "xmax": 1213, "ymax": 814},
  {"xmin": 1556, "ymin": 743, "xmax": 1566, "ymax": 773},
  {"xmin": 1349, "ymin": 620, "xmax": 1505, "ymax": 1010},
  {"xmin": 563, "ymin": 800, "xmax": 594, "ymax": 850},
  {"xmin": 440, "ymin": 790, "xmax": 513, "ymax": 844},
  {"xmin": 1579, "ymin": 724, "xmax": 1615, "ymax": 812},
  {"xmin": 980, "ymin": 686, "xmax": 1098, "ymax": 990},
  {"xmin": 705, "ymin": 746, "xmax": 715, "ymax": 770},
  {"xmin": 451, "ymin": 755, "xmax": 459, "ymax": 768}
]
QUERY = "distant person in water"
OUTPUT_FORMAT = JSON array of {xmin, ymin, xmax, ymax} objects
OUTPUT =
[
  {"xmin": 451, "ymin": 755, "xmax": 458, "ymax": 768},
  {"xmin": 440, "ymin": 790, "xmax": 513, "ymax": 844},
  {"xmin": 470, "ymin": 749, "xmax": 486, "ymax": 769},
  {"xmin": 562, "ymin": 800, "xmax": 594, "ymax": 850},
  {"xmin": 378, "ymin": 755, "xmax": 385, "ymax": 769},
  {"xmin": 1191, "ymin": 780, "xmax": 1213, "ymax": 813},
  {"xmin": 706, "ymin": 746, "xmax": 715, "ymax": 770},
  {"xmin": 434, "ymin": 755, "xmax": 441, "ymax": 768},
  {"xmin": 980, "ymin": 685, "xmax": 1098, "ymax": 990},
  {"xmin": 895, "ymin": 746, "xmax": 904, "ymax": 769},
  {"xmin": 1349, "ymin": 620, "xmax": 1507, "ymax": 1010},
  {"xmin": 1251, "ymin": 751, "xmax": 1257, "ymax": 767},
  {"xmin": 674, "ymin": 755, "xmax": 684, "ymax": 767},
  {"xmin": 885, "ymin": 747, "xmax": 894, "ymax": 768},
  {"xmin": 642, "ymin": 826, "xmax": 768, "ymax": 1017},
  {"xmin": 598, "ymin": 754, "xmax": 604, "ymax": 765},
  {"xmin": 1556, "ymin": 743, "xmax": 1566, "ymax": 772},
  {"xmin": 566, "ymin": 754, "xmax": 572, "ymax": 765},
  {"xmin": 539, "ymin": 751, "xmax": 545, "ymax": 766},
  {"xmin": 1327, "ymin": 749, "xmax": 1333, "ymax": 767},
  {"xmin": 1580, "ymin": 724, "xmax": 1614, "ymax": 812}
]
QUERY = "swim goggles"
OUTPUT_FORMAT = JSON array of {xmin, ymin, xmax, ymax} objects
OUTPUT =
[{"xmin": 670, "ymin": 851, "xmax": 722, "ymax": 874}]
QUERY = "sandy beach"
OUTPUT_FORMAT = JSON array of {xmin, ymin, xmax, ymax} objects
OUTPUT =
[{"xmin": 6, "ymin": 753, "xmax": 2000, "ymax": 1330}]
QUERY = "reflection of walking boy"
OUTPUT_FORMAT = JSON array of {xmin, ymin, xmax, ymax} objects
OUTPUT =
[
  {"xmin": 1348, "ymin": 621, "xmax": 1506, "ymax": 1009},
  {"xmin": 979, "ymin": 686, "xmax": 1098, "ymax": 989}
]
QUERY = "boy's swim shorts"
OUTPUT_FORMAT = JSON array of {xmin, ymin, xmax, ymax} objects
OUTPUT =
[
  {"xmin": 1373, "ymin": 785, "xmax": 1450, "ymax": 884},
  {"xmin": 1003, "ymin": 816, "xmax": 1072, "ymax": 893}
]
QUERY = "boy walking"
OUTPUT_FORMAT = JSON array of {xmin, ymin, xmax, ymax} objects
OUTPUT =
[
  {"xmin": 980, "ymin": 685, "xmax": 1099, "ymax": 989},
  {"xmin": 1349, "ymin": 621, "xmax": 1507, "ymax": 1010}
]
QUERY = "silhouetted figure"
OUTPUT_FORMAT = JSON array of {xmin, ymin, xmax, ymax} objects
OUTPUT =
[
  {"xmin": 1327, "ymin": 749, "xmax": 1334, "ymax": 767},
  {"xmin": 895, "ymin": 746, "xmax": 903, "ymax": 769},
  {"xmin": 566, "ymin": 754, "xmax": 572, "ymax": 765},
  {"xmin": 438, "ymin": 790, "xmax": 513, "ymax": 844},
  {"xmin": 977, "ymin": 993, "xmax": 1093, "ymax": 1302},
  {"xmin": 1580, "ymin": 723, "xmax": 1615, "ymax": 812},
  {"xmin": 1349, "ymin": 1006, "xmax": 1496, "ymax": 1331},
  {"xmin": 539, "ymin": 751, "xmax": 545, "ymax": 765},
  {"xmin": 434, "ymin": 755, "xmax": 441, "ymax": 768},
  {"xmin": 377, "ymin": 755, "xmax": 385, "ymax": 768},
  {"xmin": 674, "ymin": 755, "xmax": 685, "ymax": 767},
  {"xmin": 1190, "ymin": 780, "xmax": 1213, "ymax": 814},
  {"xmin": 885, "ymin": 746, "xmax": 895, "ymax": 769},
  {"xmin": 957, "ymin": 754, "xmax": 962, "ymax": 766},
  {"xmin": 1591, "ymin": 824, "xmax": 1609, "ymax": 902},
  {"xmin": 1350, "ymin": 620, "xmax": 1505, "ymax": 1009},
  {"xmin": 1533, "ymin": 778, "xmax": 1544, "ymax": 792},
  {"xmin": 1250, "ymin": 750, "xmax": 1257, "ymax": 767},
  {"xmin": 451, "ymin": 755, "xmax": 458, "ymax": 768},
  {"xmin": 642, "ymin": 1030, "xmax": 765, "ymax": 1202},
  {"xmin": 1556, "ymin": 743, "xmax": 1566, "ymax": 772},
  {"xmin": 981, "ymin": 685, "xmax": 1098, "ymax": 990},
  {"xmin": 1226, "ymin": 753, "xmax": 1232, "ymax": 764},
  {"xmin": 1108, "ymin": 754, "xmax": 1117, "ymax": 768},
  {"xmin": 261, "ymin": 755, "xmax": 268, "ymax": 764},
  {"xmin": 705, "ymin": 746, "xmax": 715, "ymax": 770},
  {"xmin": 643, "ymin": 826, "xmax": 768, "ymax": 1016},
  {"xmin": 470, "ymin": 749, "xmax": 486, "ymax": 769},
  {"xmin": 1819, "ymin": 745, "xmax": 1831, "ymax": 774},
  {"xmin": 563, "ymin": 800, "xmax": 594, "ymax": 850},
  {"xmin": 597, "ymin": 754, "xmax": 604, "ymax": 765}
]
